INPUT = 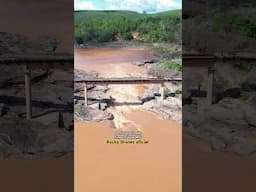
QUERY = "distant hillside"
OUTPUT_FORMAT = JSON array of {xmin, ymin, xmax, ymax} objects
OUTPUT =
[
  {"xmin": 74, "ymin": 10, "xmax": 181, "ymax": 44},
  {"xmin": 75, "ymin": 10, "xmax": 181, "ymax": 23},
  {"xmin": 75, "ymin": 10, "xmax": 141, "ymax": 25}
]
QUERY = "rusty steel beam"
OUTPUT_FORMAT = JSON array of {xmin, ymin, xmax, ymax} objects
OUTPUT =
[{"xmin": 75, "ymin": 77, "xmax": 182, "ymax": 85}]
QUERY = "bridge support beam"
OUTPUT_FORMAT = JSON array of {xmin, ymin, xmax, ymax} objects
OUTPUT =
[
  {"xmin": 24, "ymin": 64, "xmax": 32, "ymax": 120},
  {"xmin": 160, "ymin": 84, "xmax": 165, "ymax": 101},
  {"xmin": 84, "ymin": 82, "xmax": 88, "ymax": 106},
  {"xmin": 207, "ymin": 65, "xmax": 215, "ymax": 106}
]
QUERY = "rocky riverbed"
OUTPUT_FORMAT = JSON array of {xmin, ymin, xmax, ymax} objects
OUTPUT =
[
  {"xmin": 0, "ymin": 65, "xmax": 74, "ymax": 159},
  {"xmin": 183, "ymin": 63, "xmax": 256, "ymax": 158},
  {"xmin": 74, "ymin": 68, "xmax": 182, "ymax": 125}
]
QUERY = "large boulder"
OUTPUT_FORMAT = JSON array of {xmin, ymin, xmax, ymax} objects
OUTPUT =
[{"xmin": 206, "ymin": 98, "xmax": 248, "ymax": 126}]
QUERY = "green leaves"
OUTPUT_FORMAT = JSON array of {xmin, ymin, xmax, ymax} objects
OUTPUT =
[
  {"xmin": 74, "ymin": 10, "xmax": 181, "ymax": 44},
  {"xmin": 160, "ymin": 60, "xmax": 182, "ymax": 71}
]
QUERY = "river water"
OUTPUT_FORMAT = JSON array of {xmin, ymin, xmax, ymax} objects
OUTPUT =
[
  {"xmin": 74, "ymin": 47, "xmax": 256, "ymax": 192},
  {"xmin": 75, "ymin": 47, "xmax": 182, "ymax": 192}
]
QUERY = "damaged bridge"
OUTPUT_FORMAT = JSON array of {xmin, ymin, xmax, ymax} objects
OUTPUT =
[{"xmin": 75, "ymin": 77, "xmax": 182, "ymax": 106}]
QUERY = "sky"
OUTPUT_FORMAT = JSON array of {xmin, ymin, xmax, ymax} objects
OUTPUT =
[{"xmin": 74, "ymin": 0, "xmax": 182, "ymax": 13}]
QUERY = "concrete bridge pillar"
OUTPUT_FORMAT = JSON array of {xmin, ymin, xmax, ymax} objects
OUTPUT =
[
  {"xmin": 160, "ymin": 83, "xmax": 165, "ymax": 101},
  {"xmin": 84, "ymin": 82, "xmax": 88, "ymax": 106},
  {"xmin": 24, "ymin": 64, "xmax": 32, "ymax": 120},
  {"xmin": 207, "ymin": 65, "xmax": 215, "ymax": 106}
]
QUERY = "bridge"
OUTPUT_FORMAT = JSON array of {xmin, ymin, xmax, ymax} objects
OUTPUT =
[
  {"xmin": 183, "ymin": 53, "xmax": 256, "ymax": 106},
  {"xmin": 75, "ymin": 77, "xmax": 182, "ymax": 106},
  {"xmin": 75, "ymin": 77, "xmax": 182, "ymax": 84},
  {"xmin": 1, "ymin": 54, "xmax": 73, "ymax": 120},
  {"xmin": 3, "ymin": 52, "xmax": 255, "ymax": 119}
]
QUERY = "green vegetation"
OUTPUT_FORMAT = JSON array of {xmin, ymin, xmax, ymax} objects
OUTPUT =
[
  {"xmin": 236, "ymin": 63, "xmax": 255, "ymax": 71},
  {"xmin": 163, "ymin": 87, "xmax": 171, "ymax": 96},
  {"xmin": 159, "ymin": 60, "xmax": 182, "ymax": 71},
  {"xmin": 74, "ymin": 10, "xmax": 181, "ymax": 44},
  {"xmin": 199, "ymin": 9, "xmax": 256, "ymax": 39}
]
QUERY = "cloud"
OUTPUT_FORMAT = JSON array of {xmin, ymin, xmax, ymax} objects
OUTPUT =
[
  {"xmin": 75, "ymin": 0, "xmax": 181, "ymax": 12},
  {"xmin": 74, "ymin": 0, "xmax": 96, "ymax": 10},
  {"xmin": 156, "ymin": 0, "xmax": 181, "ymax": 12}
]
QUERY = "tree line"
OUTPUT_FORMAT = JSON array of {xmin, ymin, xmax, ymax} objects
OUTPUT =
[{"xmin": 74, "ymin": 11, "xmax": 181, "ymax": 44}]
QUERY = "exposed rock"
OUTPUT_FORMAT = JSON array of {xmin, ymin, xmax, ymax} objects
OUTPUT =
[
  {"xmin": 133, "ymin": 61, "xmax": 145, "ymax": 66},
  {"xmin": 144, "ymin": 59, "xmax": 157, "ymax": 64},
  {"xmin": 184, "ymin": 97, "xmax": 256, "ymax": 157},
  {"xmin": 0, "ymin": 62, "xmax": 74, "ymax": 159},
  {"xmin": 142, "ymin": 98, "xmax": 182, "ymax": 122},
  {"xmin": 0, "ymin": 117, "xmax": 73, "ymax": 159},
  {"xmin": 139, "ymin": 89, "xmax": 155, "ymax": 103},
  {"xmin": 74, "ymin": 69, "xmax": 98, "ymax": 81},
  {"xmin": 216, "ymin": 88, "xmax": 242, "ymax": 102},
  {"xmin": 75, "ymin": 105, "xmax": 113, "ymax": 122},
  {"xmin": 206, "ymin": 98, "xmax": 248, "ymax": 126},
  {"xmin": 88, "ymin": 90, "xmax": 111, "ymax": 100},
  {"xmin": 231, "ymin": 140, "xmax": 256, "ymax": 156},
  {"xmin": 99, "ymin": 102, "xmax": 108, "ymax": 110},
  {"xmin": 91, "ymin": 85, "xmax": 109, "ymax": 92},
  {"xmin": 0, "ymin": 104, "xmax": 9, "ymax": 116}
]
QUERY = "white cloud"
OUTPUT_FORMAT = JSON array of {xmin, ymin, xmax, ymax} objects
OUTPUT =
[
  {"xmin": 75, "ymin": 0, "xmax": 181, "ymax": 12},
  {"xmin": 107, "ymin": 5, "xmax": 119, "ymax": 10},
  {"xmin": 157, "ymin": 0, "xmax": 181, "ymax": 11},
  {"xmin": 106, "ymin": 0, "xmax": 181, "ymax": 12},
  {"xmin": 74, "ymin": 1, "xmax": 96, "ymax": 10}
]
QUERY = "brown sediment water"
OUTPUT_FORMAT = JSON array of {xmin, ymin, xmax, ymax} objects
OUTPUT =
[
  {"xmin": 75, "ymin": 47, "xmax": 256, "ymax": 192},
  {"xmin": 75, "ymin": 47, "xmax": 181, "ymax": 192},
  {"xmin": 183, "ymin": 136, "xmax": 256, "ymax": 192},
  {"xmin": 75, "ymin": 48, "xmax": 153, "ymax": 77},
  {"xmin": 75, "ymin": 110, "xmax": 181, "ymax": 192},
  {"xmin": 75, "ymin": 48, "xmax": 156, "ymax": 65}
]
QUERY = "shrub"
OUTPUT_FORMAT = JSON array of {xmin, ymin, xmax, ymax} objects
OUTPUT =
[{"xmin": 160, "ymin": 60, "xmax": 182, "ymax": 71}]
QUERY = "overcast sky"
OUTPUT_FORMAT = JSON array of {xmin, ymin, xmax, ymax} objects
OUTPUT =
[{"xmin": 74, "ymin": 0, "xmax": 181, "ymax": 13}]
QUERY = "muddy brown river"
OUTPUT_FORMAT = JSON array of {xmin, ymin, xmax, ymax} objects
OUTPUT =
[
  {"xmin": 75, "ymin": 47, "xmax": 256, "ymax": 192},
  {"xmin": 75, "ymin": 47, "xmax": 182, "ymax": 192}
]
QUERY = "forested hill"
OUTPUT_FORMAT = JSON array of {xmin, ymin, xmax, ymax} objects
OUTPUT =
[{"xmin": 74, "ymin": 10, "xmax": 181, "ymax": 44}]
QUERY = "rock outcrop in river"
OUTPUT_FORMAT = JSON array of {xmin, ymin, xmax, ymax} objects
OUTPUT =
[
  {"xmin": 0, "ymin": 67, "xmax": 73, "ymax": 159},
  {"xmin": 74, "ymin": 69, "xmax": 114, "ymax": 122},
  {"xmin": 74, "ymin": 69, "xmax": 182, "ymax": 123},
  {"xmin": 183, "ymin": 63, "xmax": 256, "ymax": 158}
]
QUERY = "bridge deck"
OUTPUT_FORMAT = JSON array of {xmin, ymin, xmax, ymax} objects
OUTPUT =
[
  {"xmin": 0, "ymin": 55, "xmax": 73, "ymax": 69},
  {"xmin": 183, "ymin": 53, "xmax": 256, "ymax": 67},
  {"xmin": 75, "ymin": 77, "xmax": 182, "ymax": 84}
]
